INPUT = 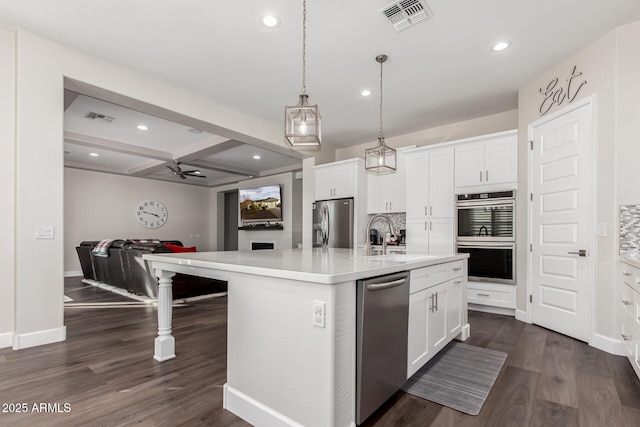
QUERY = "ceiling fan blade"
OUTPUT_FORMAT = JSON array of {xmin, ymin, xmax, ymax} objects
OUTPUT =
[
  {"xmin": 184, "ymin": 173, "xmax": 207, "ymax": 178},
  {"xmin": 181, "ymin": 169, "xmax": 200, "ymax": 174},
  {"xmin": 165, "ymin": 165, "xmax": 177, "ymax": 173},
  {"xmin": 178, "ymin": 174, "xmax": 187, "ymax": 179}
]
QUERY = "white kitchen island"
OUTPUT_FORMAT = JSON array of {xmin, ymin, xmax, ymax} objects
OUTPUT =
[{"xmin": 143, "ymin": 248, "xmax": 469, "ymax": 427}]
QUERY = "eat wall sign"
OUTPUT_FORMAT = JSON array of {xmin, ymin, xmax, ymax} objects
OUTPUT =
[{"xmin": 538, "ymin": 65, "xmax": 587, "ymax": 116}]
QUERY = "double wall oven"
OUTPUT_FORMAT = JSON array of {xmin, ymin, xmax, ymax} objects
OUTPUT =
[{"xmin": 456, "ymin": 191, "xmax": 515, "ymax": 284}]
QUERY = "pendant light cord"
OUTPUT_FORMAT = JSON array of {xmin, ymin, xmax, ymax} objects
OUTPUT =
[
  {"xmin": 378, "ymin": 57, "xmax": 384, "ymax": 142},
  {"xmin": 301, "ymin": 0, "xmax": 307, "ymax": 95}
]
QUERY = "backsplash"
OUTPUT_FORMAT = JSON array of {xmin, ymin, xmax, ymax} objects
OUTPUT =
[
  {"xmin": 620, "ymin": 205, "xmax": 640, "ymax": 255},
  {"xmin": 368, "ymin": 213, "xmax": 406, "ymax": 236}
]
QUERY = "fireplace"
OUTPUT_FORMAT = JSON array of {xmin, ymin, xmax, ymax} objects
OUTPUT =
[{"xmin": 251, "ymin": 241, "xmax": 275, "ymax": 250}]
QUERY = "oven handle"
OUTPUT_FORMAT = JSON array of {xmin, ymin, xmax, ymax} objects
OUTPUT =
[
  {"xmin": 456, "ymin": 200, "xmax": 515, "ymax": 209},
  {"xmin": 456, "ymin": 241, "xmax": 516, "ymax": 249}
]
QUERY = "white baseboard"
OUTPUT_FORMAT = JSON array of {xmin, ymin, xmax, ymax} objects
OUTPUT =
[
  {"xmin": 223, "ymin": 384, "xmax": 304, "ymax": 427},
  {"xmin": 64, "ymin": 270, "xmax": 83, "ymax": 278},
  {"xmin": 0, "ymin": 332, "xmax": 13, "ymax": 349},
  {"xmin": 13, "ymin": 326, "xmax": 66, "ymax": 350},
  {"xmin": 591, "ymin": 333, "xmax": 626, "ymax": 356},
  {"xmin": 468, "ymin": 304, "xmax": 515, "ymax": 317},
  {"xmin": 515, "ymin": 309, "xmax": 530, "ymax": 323}
]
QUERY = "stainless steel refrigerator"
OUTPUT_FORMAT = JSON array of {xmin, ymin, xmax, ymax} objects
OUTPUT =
[{"xmin": 312, "ymin": 198, "xmax": 354, "ymax": 248}]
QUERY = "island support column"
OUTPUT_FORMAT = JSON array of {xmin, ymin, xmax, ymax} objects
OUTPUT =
[{"xmin": 154, "ymin": 270, "xmax": 176, "ymax": 362}]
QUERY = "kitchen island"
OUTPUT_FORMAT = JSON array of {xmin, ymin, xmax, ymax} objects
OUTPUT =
[{"xmin": 143, "ymin": 248, "xmax": 469, "ymax": 427}]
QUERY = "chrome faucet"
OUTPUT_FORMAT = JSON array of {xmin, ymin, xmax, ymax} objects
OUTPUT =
[{"xmin": 364, "ymin": 214, "xmax": 398, "ymax": 255}]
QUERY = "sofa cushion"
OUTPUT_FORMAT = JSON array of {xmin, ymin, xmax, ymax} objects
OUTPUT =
[{"xmin": 164, "ymin": 242, "xmax": 197, "ymax": 253}]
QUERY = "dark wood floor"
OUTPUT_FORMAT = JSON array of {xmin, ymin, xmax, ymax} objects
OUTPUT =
[{"xmin": 1, "ymin": 278, "xmax": 639, "ymax": 426}]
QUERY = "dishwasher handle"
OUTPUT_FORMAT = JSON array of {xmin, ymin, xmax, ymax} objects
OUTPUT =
[{"xmin": 366, "ymin": 278, "xmax": 407, "ymax": 291}]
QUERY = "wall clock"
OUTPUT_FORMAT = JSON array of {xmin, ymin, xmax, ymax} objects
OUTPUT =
[{"xmin": 136, "ymin": 200, "xmax": 167, "ymax": 228}]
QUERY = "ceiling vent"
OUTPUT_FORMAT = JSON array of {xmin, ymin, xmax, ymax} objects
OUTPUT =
[
  {"xmin": 84, "ymin": 111, "xmax": 115, "ymax": 123},
  {"xmin": 379, "ymin": 0, "xmax": 432, "ymax": 32}
]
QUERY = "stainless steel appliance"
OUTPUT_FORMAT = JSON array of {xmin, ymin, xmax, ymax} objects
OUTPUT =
[
  {"xmin": 456, "ymin": 191, "xmax": 516, "ymax": 284},
  {"xmin": 456, "ymin": 190, "xmax": 515, "ymax": 241},
  {"xmin": 356, "ymin": 271, "xmax": 410, "ymax": 424},
  {"xmin": 456, "ymin": 241, "xmax": 515, "ymax": 284},
  {"xmin": 312, "ymin": 198, "xmax": 354, "ymax": 248}
]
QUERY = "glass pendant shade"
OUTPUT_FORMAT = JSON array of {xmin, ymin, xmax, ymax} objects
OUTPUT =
[
  {"xmin": 365, "ymin": 136, "xmax": 397, "ymax": 174},
  {"xmin": 285, "ymin": 94, "xmax": 321, "ymax": 147}
]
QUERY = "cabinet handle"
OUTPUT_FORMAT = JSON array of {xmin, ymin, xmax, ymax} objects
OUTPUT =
[
  {"xmin": 430, "ymin": 293, "xmax": 435, "ymax": 312},
  {"xmin": 622, "ymin": 272, "xmax": 632, "ymax": 276},
  {"xmin": 453, "ymin": 267, "xmax": 462, "ymax": 272},
  {"xmin": 425, "ymin": 221, "xmax": 427, "ymax": 231},
  {"xmin": 623, "ymin": 300, "xmax": 633, "ymax": 306},
  {"xmin": 430, "ymin": 206, "xmax": 433, "ymax": 216},
  {"xmin": 486, "ymin": 170, "xmax": 488, "ymax": 181},
  {"xmin": 480, "ymin": 171, "xmax": 483, "ymax": 182},
  {"xmin": 477, "ymin": 293, "xmax": 490, "ymax": 297},
  {"xmin": 389, "ymin": 202, "xmax": 392, "ymax": 211},
  {"xmin": 621, "ymin": 334, "xmax": 631, "ymax": 341},
  {"xmin": 424, "ymin": 206, "xmax": 428, "ymax": 216},
  {"xmin": 454, "ymin": 280, "xmax": 463, "ymax": 285},
  {"xmin": 430, "ymin": 221, "xmax": 432, "ymax": 231},
  {"xmin": 434, "ymin": 292, "xmax": 439, "ymax": 311}
]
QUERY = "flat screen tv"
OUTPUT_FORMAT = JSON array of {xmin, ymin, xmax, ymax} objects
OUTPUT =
[{"xmin": 239, "ymin": 184, "xmax": 283, "ymax": 222}]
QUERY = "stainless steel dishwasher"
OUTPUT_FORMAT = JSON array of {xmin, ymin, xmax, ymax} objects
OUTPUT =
[{"xmin": 356, "ymin": 271, "xmax": 410, "ymax": 424}]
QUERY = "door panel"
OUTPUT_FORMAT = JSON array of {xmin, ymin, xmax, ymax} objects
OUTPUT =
[{"xmin": 530, "ymin": 101, "xmax": 593, "ymax": 342}]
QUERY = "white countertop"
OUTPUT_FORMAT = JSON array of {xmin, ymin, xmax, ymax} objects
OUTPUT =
[
  {"xmin": 621, "ymin": 253, "xmax": 640, "ymax": 269},
  {"xmin": 143, "ymin": 248, "xmax": 468, "ymax": 284}
]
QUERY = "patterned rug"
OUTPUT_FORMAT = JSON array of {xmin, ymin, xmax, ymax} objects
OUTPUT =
[{"xmin": 402, "ymin": 341, "xmax": 507, "ymax": 415}]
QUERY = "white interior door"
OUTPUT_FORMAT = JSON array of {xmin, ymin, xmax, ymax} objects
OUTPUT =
[{"xmin": 529, "ymin": 100, "xmax": 593, "ymax": 342}]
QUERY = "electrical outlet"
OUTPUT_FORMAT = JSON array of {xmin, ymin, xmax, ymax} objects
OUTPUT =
[
  {"xmin": 597, "ymin": 222, "xmax": 607, "ymax": 237},
  {"xmin": 312, "ymin": 300, "xmax": 325, "ymax": 328}
]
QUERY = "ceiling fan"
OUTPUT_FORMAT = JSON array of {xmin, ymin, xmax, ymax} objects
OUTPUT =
[{"xmin": 165, "ymin": 160, "xmax": 207, "ymax": 179}]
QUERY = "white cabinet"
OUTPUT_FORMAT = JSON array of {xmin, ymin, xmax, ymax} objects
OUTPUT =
[
  {"xmin": 314, "ymin": 160, "xmax": 358, "ymax": 200},
  {"xmin": 367, "ymin": 150, "xmax": 406, "ymax": 214},
  {"xmin": 407, "ymin": 260, "xmax": 466, "ymax": 378},
  {"xmin": 405, "ymin": 147, "xmax": 454, "ymax": 255},
  {"xmin": 454, "ymin": 130, "xmax": 517, "ymax": 191},
  {"xmin": 620, "ymin": 259, "xmax": 640, "ymax": 380}
]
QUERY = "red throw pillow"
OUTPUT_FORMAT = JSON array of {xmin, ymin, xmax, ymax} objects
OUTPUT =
[{"xmin": 164, "ymin": 242, "xmax": 197, "ymax": 253}]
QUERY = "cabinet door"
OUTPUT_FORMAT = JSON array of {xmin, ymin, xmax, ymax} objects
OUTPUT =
[
  {"xmin": 407, "ymin": 290, "xmax": 430, "ymax": 378},
  {"xmin": 405, "ymin": 219, "xmax": 429, "ymax": 254},
  {"xmin": 367, "ymin": 152, "xmax": 405, "ymax": 214},
  {"xmin": 427, "ymin": 218, "xmax": 454, "ymax": 255},
  {"xmin": 429, "ymin": 283, "xmax": 448, "ymax": 354},
  {"xmin": 405, "ymin": 151, "xmax": 429, "ymax": 218},
  {"xmin": 454, "ymin": 143, "xmax": 483, "ymax": 188},
  {"xmin": 446, "ymin": 278, "xmax": 463, "ymax": 338},
  {"xmin": 484, "ymin": 136, "xmax": 517, "ymax": 185},
  {"xmin": 428, "ymin": 148, "xmax": 454, "ymax": 218},
  {"xmin": 367, "ymin": 172, "xmax": 386, "ymax": 214},
  {"xmin": 315, "ymin": 167, "xmax": 335, "ymax": 200}
]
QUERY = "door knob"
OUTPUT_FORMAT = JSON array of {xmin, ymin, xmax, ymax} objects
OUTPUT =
[{"xmin": 567, "ymin": 249, "xmax": 587, "ymax": 257}]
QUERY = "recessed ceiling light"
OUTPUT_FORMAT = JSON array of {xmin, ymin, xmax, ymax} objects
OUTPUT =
[
  {"xmin": 89, "ymin": 153, "xmax": 99, "ymax": 157},
  {"xmin": 361, "ymin": 89, "xmax": 372, "ymax": 97},
  {"xmin": 253, "ymin": 155, "xmax": 261, "ymax": 160},
  {"xmin": 137, "ymin": 125, "xmax": 149, "ymax": 131},
  {"xmin": 188, "ymin": 128, "xmax": 203, "ymax": 134},
  {"xmin": 492, "ymin": 41, "xmax": 510, "ymax": 52},
  {"xmin": 262, "ymin": 15, "xmax": 280, "ymax": 28}
]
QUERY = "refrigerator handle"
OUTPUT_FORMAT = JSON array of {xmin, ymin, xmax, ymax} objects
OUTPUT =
[{"xmin": 321, "ymin": 204, "xmax": 330, "ymax": 248}]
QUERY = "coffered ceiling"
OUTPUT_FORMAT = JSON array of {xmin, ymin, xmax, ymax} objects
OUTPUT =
[{"xmin": 2, "ymin": 0, "xmax": 640, "ymax": 187}]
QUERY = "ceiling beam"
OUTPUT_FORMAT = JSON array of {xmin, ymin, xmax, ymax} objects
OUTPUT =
[
  {"xmin": 128, "ymin": 159, "xmax": 168, "ymax": 176},
  {"xmin": 64, "ymin": 131, "xmax": 173, "ymax": 161},
  {"xmin": 173, "ymin": 137, "xmax": 242, "ymax": 161}
]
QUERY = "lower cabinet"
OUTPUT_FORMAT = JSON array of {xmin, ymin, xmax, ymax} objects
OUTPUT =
[
  {"xmin": 407, "ymin": 261, "xmax": 466, "ymax": 378},
  {"xmin": 620, "ymin": 259, "xmax": 640, "ymax": 380}
]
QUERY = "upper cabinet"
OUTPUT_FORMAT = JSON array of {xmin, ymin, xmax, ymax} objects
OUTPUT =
[
  {"xmin": 314, "ymin": 159, "xmax": 362, "ymax": 200},
  {"xmin": 454, "ymin": 130, "xmax": 517, "ymax": 191},
  {"xmin": 367, "ymin": 149, "xmax": 407, "ymax": 214}
]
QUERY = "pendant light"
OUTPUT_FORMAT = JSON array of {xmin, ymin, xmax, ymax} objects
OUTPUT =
[
  {"xmin": 365, "ymin": 54, "xmax": 396, "ymax": 174},
  {"xmin": 285, "ymin": 0, "xmax": 321, "ymax": 148}
]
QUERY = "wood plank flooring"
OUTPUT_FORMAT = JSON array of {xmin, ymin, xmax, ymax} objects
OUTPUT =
[{"xmin": 0, "ymin": 277, "xmax": 638, "ymax": 426}]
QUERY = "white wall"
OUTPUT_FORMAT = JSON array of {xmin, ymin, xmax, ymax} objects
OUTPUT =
[
  {"xmin": 237, "ymin": 172, "xmax": 294, "ymax": 251},
  {"xmin": 64, "ymin": 168, "xmax": 214, "ymax": 274},
  {"xmin": 0, "ymin": 29, "xmax": 15, "ymax": 347},
  {"xmin": 334, "ymin": 110, "xmax": 518, "ymax": 161},
  {"xmin": 518, "ymin": 30, "xmax": 618, "ymax": 339},
  {"xmin": 6, "ymin": 29, "xmax": 288, "ymax": 348},
  {"xmin": 615, "ymin": 21, "xmax": 640, "ymax": 206}
]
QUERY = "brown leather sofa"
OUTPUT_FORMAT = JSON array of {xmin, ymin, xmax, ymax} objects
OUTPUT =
[{"xmin": 75, "ymin": 240, "xmax": 227, "ymax": 299}]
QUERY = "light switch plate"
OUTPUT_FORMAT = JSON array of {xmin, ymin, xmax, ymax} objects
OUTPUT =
[
  {"xmin": 36, "ymin": 225, "xmax": 55, "ymax": 239},
  {"xmin": 597, "ymin": 222, "xmax": 607, "ymax": 237}
]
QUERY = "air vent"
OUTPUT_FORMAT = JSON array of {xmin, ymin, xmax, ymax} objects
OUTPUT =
[
  {"xmin": 84, "ymin": 111, "xmax": 115, "ymax": 123},
  {"xmin": 380, "ymin": 0, "xmax": 432, "ymax": 32}
]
